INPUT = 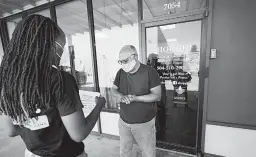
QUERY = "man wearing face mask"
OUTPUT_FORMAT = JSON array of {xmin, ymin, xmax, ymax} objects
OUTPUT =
[{"xmin": 112, "ymin": 45, "xmax": 161, "ymax": 157}]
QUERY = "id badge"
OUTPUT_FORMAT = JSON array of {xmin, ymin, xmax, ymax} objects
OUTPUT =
[{"xmin": 13, "ymin": 115, "xmax": 50, "ymax": 131}]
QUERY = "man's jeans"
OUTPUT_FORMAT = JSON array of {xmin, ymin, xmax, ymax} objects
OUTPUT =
[{"xmin": 119, "ymin": 117, "xmax": 156, "ymax": 157}]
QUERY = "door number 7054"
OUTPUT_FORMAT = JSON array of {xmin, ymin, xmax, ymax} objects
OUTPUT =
[{"xmin": 164, "ymin": 1, "xmax": 181, "ymax": 10}]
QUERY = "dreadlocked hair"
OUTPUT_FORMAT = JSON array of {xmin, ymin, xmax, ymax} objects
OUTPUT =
[{"xmin": 0, "ymin": 14, "xmax": 65, "ymax": 124}]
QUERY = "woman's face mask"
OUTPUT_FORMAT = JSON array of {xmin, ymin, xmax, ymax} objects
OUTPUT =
[
  {"xmin": 53, "ymin": 41, "xmax": 65, "ymax": 66},
  {"xmin": 122, "ymin": 59, "xmax": 136, "ymax": 73}
]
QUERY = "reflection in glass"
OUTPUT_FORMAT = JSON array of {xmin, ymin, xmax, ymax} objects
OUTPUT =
[
  {"xmin": 143, "ymin": 0, "xmax": 207, "ymax": 20},
  {"xmin": 56, "ymin": 1, "xmax": 99, "ymax": 132},
  {"xmin": 146, "ymin": 21, "xmax": 201, "ymax": 148},
  {"xmin": 93, "ymin": 0, "xmax": 139, "ymax": 110},
  {"xmin": 56, "ymin": 0, "xmax": 94, "ymax": 90}
]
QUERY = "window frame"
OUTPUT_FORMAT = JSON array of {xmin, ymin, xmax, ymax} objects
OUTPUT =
[{"xmin": 0, "ymin": 2, "xmax": 212, "ymax": 154}]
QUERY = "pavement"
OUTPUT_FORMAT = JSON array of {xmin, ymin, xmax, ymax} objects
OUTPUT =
[
  {"xmin": 0, "ymin": 135, "xmax": 195, "ymax": 157},
  {"xmin": 0, "ymin": 117, "xmax": 194, "ymax": 157}
]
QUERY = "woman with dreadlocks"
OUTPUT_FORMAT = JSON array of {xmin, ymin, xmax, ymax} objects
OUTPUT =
[{"xmin": 0, "ymin": 15, "xmax": 105, "ymax": 157}]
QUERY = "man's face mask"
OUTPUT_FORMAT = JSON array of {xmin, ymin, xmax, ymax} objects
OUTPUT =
[
  {"xmin": 118, "ymin": 55, "xmax": 136, "ymax": 73},
  {"xmin": 122, "ymin": 59, "xmax": 136, "ymax": 73}
]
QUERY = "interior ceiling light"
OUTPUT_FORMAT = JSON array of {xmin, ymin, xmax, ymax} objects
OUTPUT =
[
  {"xmin": 167, "ymin": 38, "xmax": 177, "ymax": 42},
  {"xmin": 95, "ymin": 32, "xmax": 109, "ymax": 39},
  {"xmin": 160, "ymin": 24, "xmax": 176, "ymax": 30},
  {"xmin": 122, "ymin": 12, "xmax": 133, "ymax": 16}
]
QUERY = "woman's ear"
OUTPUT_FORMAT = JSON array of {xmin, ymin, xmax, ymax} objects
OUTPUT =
[{"xmin": 134, "ymin": 54, "xmax": 139, "ymax": 61}]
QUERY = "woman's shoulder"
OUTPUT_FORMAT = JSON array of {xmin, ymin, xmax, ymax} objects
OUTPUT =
[{"xmin": 51, "ymin": 68, "xmax": 76, "ymax": 82}]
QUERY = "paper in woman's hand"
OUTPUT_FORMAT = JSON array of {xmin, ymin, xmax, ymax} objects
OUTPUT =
[{"xmin": 79, "ymin": 91, "xmax": 100, "ymax": 117}]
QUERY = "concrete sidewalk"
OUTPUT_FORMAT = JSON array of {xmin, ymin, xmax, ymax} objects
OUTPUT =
[
  {"xmin": 0, "ymin": 114, "xmax": 196, "ymax": 157},
  {"xmin": 0, "ymin": 133, "xmax": 194, "ymax": 157},
  {"xmin": 83, "ymin": 135, "xmax": 195, "ymax": 157},
  {"xmin": 0, "ymin": 117, "xmax": 193, "ymax": 157}
]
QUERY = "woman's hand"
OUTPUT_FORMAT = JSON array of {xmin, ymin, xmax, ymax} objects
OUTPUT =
[{"xmin": 95, "ymin": 96, "xmax": 106, "ymax": 108}]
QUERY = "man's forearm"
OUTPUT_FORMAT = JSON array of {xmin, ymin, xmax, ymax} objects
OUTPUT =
[
  {"xmin": 135, "ymin": 93, "xmax": 161, "ymax": 103},
  {"xmin": 83, "ymin": 104, "xmax": 103, "ymax": 138}
]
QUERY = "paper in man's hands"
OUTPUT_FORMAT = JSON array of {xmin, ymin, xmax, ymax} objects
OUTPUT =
[{"xmin": 79, "ymin": 90, "xmax": 100, "ymax": 117}]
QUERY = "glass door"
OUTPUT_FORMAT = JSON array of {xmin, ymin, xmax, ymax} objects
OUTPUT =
[{"xmin": 145, "ymin": 20, "xmax": 202, "ymax": 153}]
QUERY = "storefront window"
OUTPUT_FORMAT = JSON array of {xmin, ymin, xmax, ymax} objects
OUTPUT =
[
  {"xmin": 92, "ymin": 0, "xmax": 139, "ymax": 110},
  {"xmin": 7, "ymin": 17, "xmax": 22, "ymax": 39},
  {"xmin": 146, "ymin": 21, "xmax": 201, "ymax": 147},
  {"xmin": 143, "ymin": 0, "xmax": 207, "ymax": 20},
  {"xmin": 56, "ymin": 1, "xmax": 98, "ymax": 132},
  {"xmin": 56, "ymin": 0, "xmax": 95, "ymax": 88}
]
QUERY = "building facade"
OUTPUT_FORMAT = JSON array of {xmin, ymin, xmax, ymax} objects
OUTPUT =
[{"xmin": 0, "ymin": 0, "xmax": 255, "ymax": 157}]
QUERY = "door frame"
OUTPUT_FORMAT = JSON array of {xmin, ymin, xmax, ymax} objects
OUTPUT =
[{"xmin": 139, "ymin": 3, "xmax": 211, "ymax": 155}]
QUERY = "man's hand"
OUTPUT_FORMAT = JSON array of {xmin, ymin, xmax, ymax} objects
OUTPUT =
[
  {"xmin": 120, "ymin": 95, "xmax": 137, "ymax": 104},
  {"xmin": 95, "ymin": 96, "xmax": 106, "ymax": 108},
  {"xmin": 120, "ymin": 95, "xmax": 131, "ymax": 104},
  {"xmin": 127, "ymin": 95, "xmax": 137, "ymax": 103}
]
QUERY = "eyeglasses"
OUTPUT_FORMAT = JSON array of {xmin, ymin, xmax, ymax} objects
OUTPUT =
[{"xmin": 118, "ymin": 54, "xmax": 135, "ymax": 65}]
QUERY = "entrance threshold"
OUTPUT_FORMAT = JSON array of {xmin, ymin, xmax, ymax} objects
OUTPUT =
[
  {"xmin": 156, "ymin": 147, "xmax": 197, "ymax": 157},
  {"xmin": 96, "ymin": 132, "xmax": 198, "ymax": 157}
]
